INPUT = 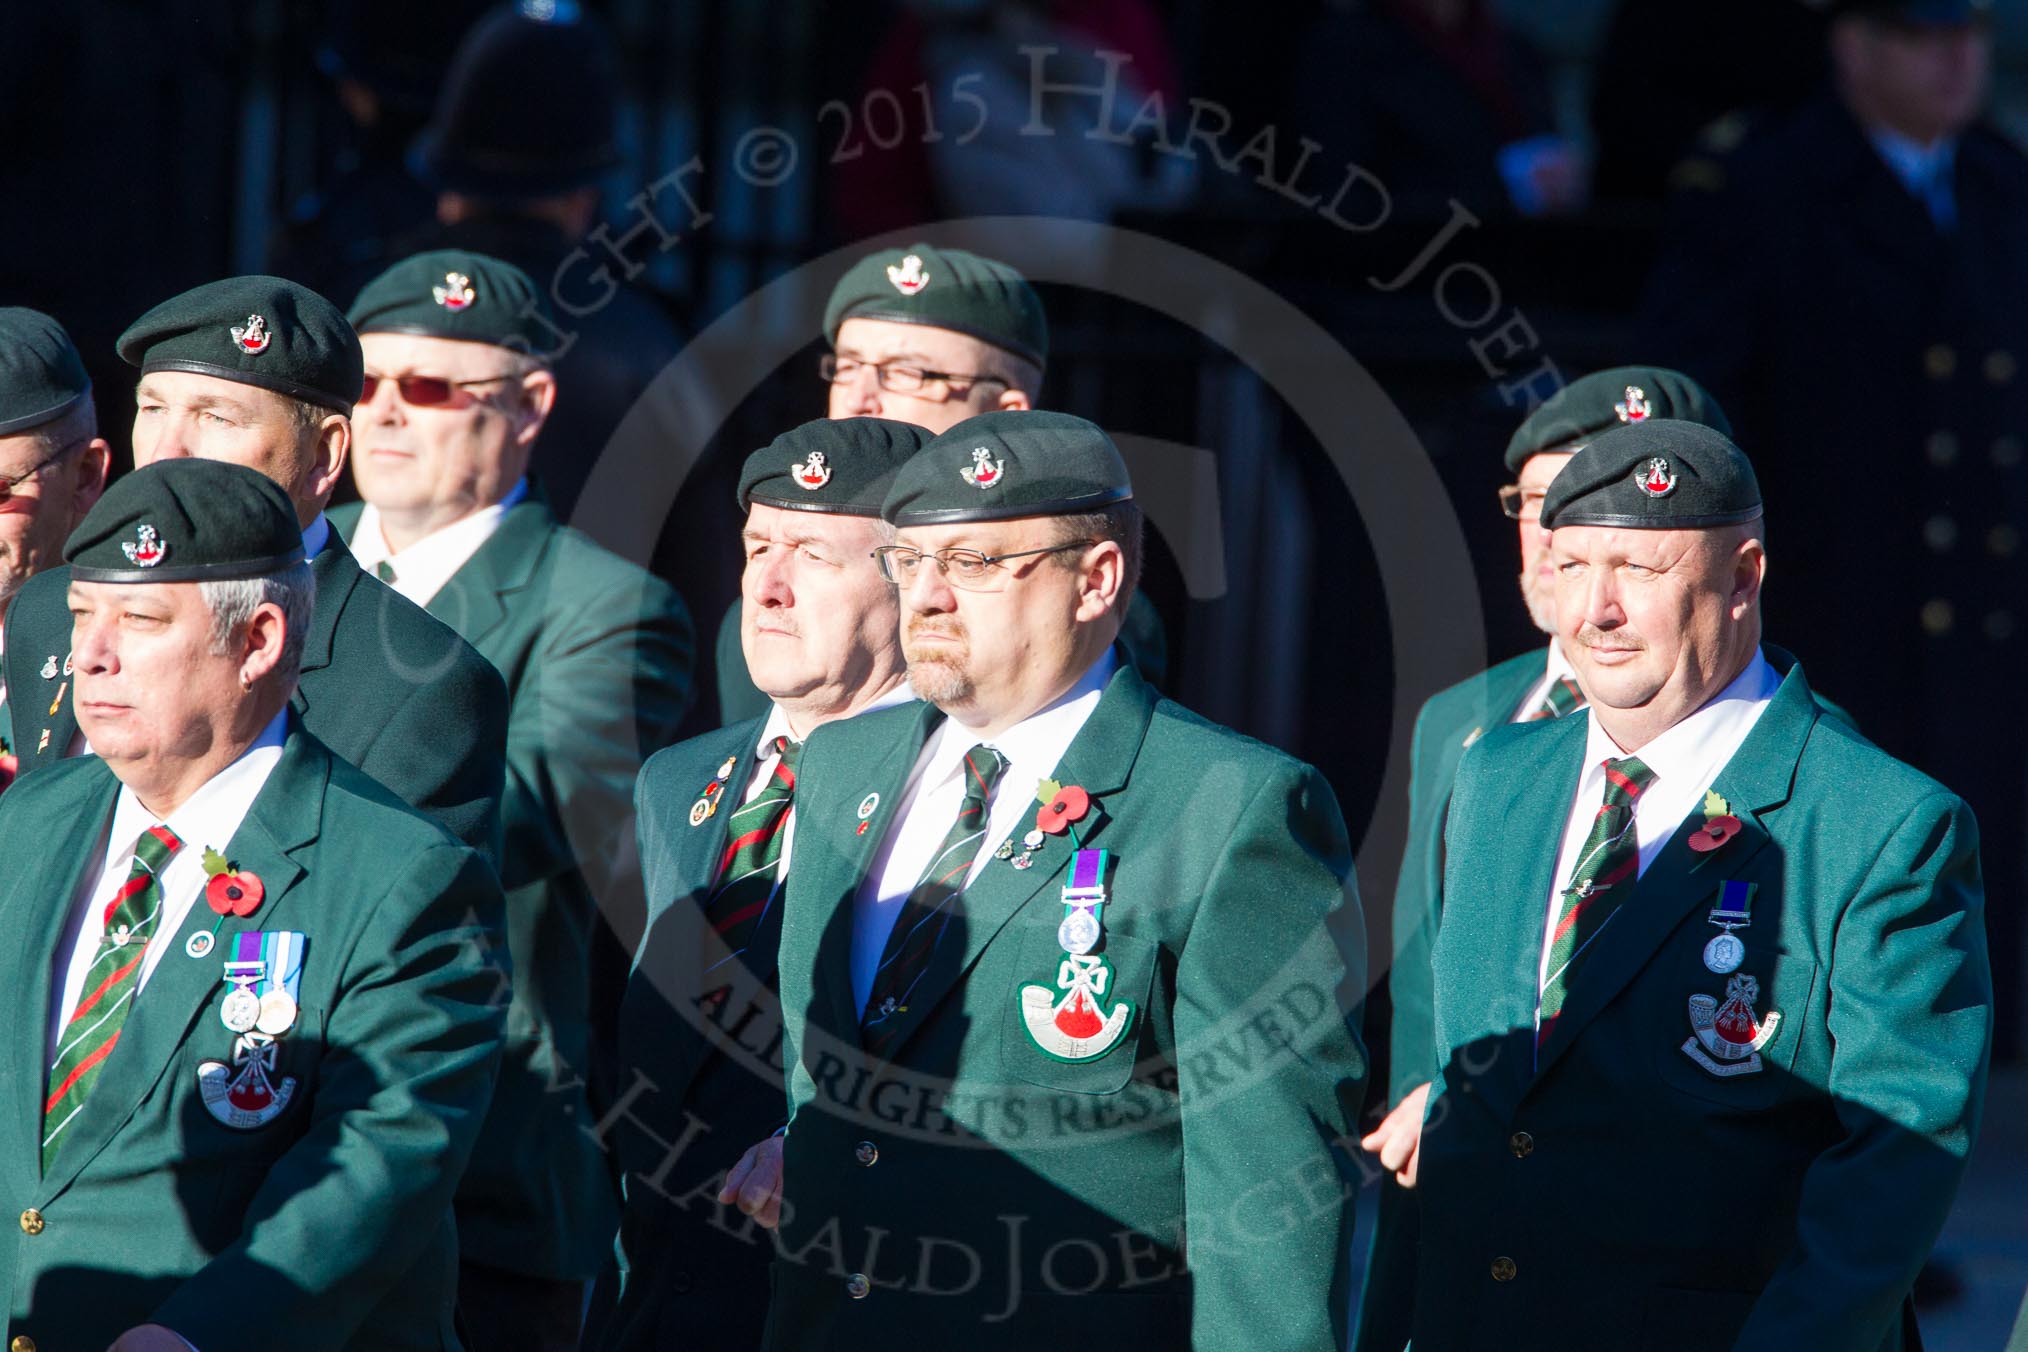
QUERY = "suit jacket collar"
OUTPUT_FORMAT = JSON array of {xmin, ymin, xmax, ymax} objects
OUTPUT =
[
  {"xmin": 1528, "ymin": 650, "xmax": 1818, "ymax": 1086},
  {"xmin": 22, "ymin": 722, "xmax": 330, "ymax": 1199},
  {"xmin": 423, "ymin": 495, "xmax": 555, "ymax": 649},
  {"xmin": 857, "ymin": 666, "xmax": 1159, "ymax": 1058},
  {"xmin": 297, "ymin": 531, "xmax": 361, "ymax": 681}
]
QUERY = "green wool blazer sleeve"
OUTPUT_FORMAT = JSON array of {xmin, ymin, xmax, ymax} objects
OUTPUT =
[
  {"xmin": 498, "ymin": 557, "xmax": 694, "ymax": 895},
  {"xmin": 1386, "ymin": 701, "xmax": 1445, "ymax": 1105},
  {"xmin": 1734, "ymin": 792, "xmax": 1991, "ymax": 1351},
  {"xmin": 1173, "ymin": 760, "xmax": 1366, "ymax": 1352},
  {"xmin": 146, "ymin": 843, "xmax": 508, "ymax": 1349}
]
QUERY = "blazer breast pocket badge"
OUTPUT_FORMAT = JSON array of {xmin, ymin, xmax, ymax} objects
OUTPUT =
[
  {"xmin": 1018, "ymin": 849, "xmax": 1136, "ymax": 1063},
  {"xmin": 1680, "ymin": 882, "xmax": 1779, "ymax": 1077},
  {"xmin": 198, "ymin": 930, "xmax": 306, "ymax": 1128}
]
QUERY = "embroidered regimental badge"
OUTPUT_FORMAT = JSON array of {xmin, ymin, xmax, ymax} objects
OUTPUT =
[
  {"xmin": 960, "ymin": 446, "xmax": 1004, "ymax": 489},
  {"xmin": 230, "ymin": 313, "xmax": 270, "ymax": 354},
  {"xmin": 122, "ymin": 524, "xmax": 167, "ymax": 568},
  {"xmin": 1616, "ymin": 384, "xmax": 1653, "ymax": 423},
  {"xmin": 792, "ymin": 450, "xmax": 832, "ymax": 489},
  {"xmin": 1682, "ymin": 971, "xmax": 1781, "ymax": 1078},
  {"xmin": 433, "ymin": 270, "xmax": 476, "ymax": 310},
  {"xmin": 1636, "ymin": 457, "xmax": 1677, "ymax": 498},
  {"xmin": 886, "ymin": 254, "xmax": 930, "ymax": 295}
]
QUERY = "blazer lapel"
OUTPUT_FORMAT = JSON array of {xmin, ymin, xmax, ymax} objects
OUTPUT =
[
  {"xmin": 39, "ymin": 729, "xmax": 326, "ymax": 1200},
  {"xmin": 789, "ymin": 703, "xmax": 943, "ymax": 1047},
  {"xmin": 1531, "ymin": 663, "xmax": 1818, "ymax": 1082},
  {"xmin": 2, "ymin": 763, "xmax": 117, "ymax": 1182},
  {"xmin": 291, "ymin": 538, "xmax": 359, "ymax": 722},
  {"xmin": 425, "ymin": 498, "xmax": 552, "ymax": 649},
  {"xmin": 871, "ymin": 668, "xmax": 1157, "ymax": 1059}
]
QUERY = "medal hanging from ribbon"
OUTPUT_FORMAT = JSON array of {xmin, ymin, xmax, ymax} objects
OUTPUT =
[
  {"xmin": 1017, "ymin": 848, "xmax": 1136, "ymax": 1063},
  {"xmin": 1702, "ymin": 879, "xmax": 1755, "ymax": 974},
  {"xmin": 199, "ymin": 930, "xmax": 306, "ymax": 1128}
]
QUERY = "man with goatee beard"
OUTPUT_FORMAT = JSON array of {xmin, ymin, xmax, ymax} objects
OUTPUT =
[
  {"xmin": 718, "ymin": 410, "xmax": 1368, "ymax": 1348},
  {"xmin": 1354, "ymin": 367, "xmax": 1732, "ymax": 1350}
]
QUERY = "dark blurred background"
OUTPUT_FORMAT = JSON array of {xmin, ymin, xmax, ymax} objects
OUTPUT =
[{"xmin": 4, "ymin": 0, "xmax": 2026, "ymax": 1100}]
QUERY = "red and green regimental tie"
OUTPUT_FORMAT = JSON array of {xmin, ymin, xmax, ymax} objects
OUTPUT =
[
  {"xmin": 1538, "ymin": 756, "xmax": 1653, "ymax": 1058},
  {"xmin": 1525, "ymin": 675, "xmax": 1586, "ymax": 722},
  {"xmin": 861, "ymin": 744, "xmax": 1009, "ymax": 1054},
  {"xmin": 44, "ymin": 824, "xmax": 184, "ymax": 1171},
  {"xmin": 702, "ymin": 736, "xmax": 802, "ymax": 968}
]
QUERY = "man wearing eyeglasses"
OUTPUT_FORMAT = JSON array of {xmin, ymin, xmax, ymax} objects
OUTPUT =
[
  {"xmin": 328, "ymin": 248, "xmax": 695, "ymax": 1352},
  {"xmin": 1353, "ymin": 366, "xmax": 1732, "ymax": 1352},
  {"xmin": 583, "ymin": 415, "xmax": 931, "ymax": 1352},
  {"xmin": 1, "ymin": 276, "xmax": 509, "ymax": 860},
  {"xmin": 715, "ymin": 241, "xmax": 1167, "ymax": 722},
  {"xmin": 0, "ymin": 310, "xmax": 112, "ymax": 783},
  {"xmin": 717, "ymin": 410, "xmax": 1367, "ymax": 1347}
]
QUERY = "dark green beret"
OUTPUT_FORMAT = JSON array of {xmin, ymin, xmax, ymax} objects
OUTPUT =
[
  {"xmin": 1541, "ymin": 419, "xmax": 1763, "ymax": 531},
  {"xmin": 118, "ymin": 275, "xmax": 363, "ymax": 414},
  {"xmin": 824, "ymin": 243, "xmax": 1049, "ymax": 372},
  {"xmin": 883, "ymin": 410, "xmax": 1130, "ymax": 527},
  {"xmin": 348, "ymin": 248, "xmax": 556, "ymax": 355},
  {"xmin": 66, "ymin": 458, "xmax": 304, "ymax": 584},
  {"xmin": 0, "ymin": 309, "xmax": 91, "ymax": 437},
  {"xmin": 739, "ymin": 417, "xmax": 933, "ymax": 516},
  {"xmin": 1505, "ymin": 365, "xmax": 1732, "ymax": 473}
]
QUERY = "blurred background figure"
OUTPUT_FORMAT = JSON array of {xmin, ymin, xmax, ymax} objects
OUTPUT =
[{"xmin": 1640, "ymin": 0, "xmax": 2028, "ymax": 1060}]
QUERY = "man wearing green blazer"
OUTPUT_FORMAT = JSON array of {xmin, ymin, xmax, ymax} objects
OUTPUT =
[
  {"xmin": 1413, "ymin": 420, "xmax": 1990, "ymax": 1349},
  {"xmin": 584, "ymin": 416, "xmax": 931, "ymax": 1352},
  {"xmin": 333, "ymin": 249, "xmax": 696, "ymax": 1350},
  {"xmin": 2, "ymin": 275, "xmax": 509, "ymax": 861},
  {"xmin": 718, "ymin": 411, "xmax": 1367, "ymax": 1348},
  {"xmin": 0, "ymin": 459, "xmax": 504, "ymax": 1352},
  {"xmin": 1356, "ymin": 368, "xmax": 1734, "ymax": 1351},
  {"xmin": 715, "ymin": 241, "xmax": 1167, "ymax": 724}
]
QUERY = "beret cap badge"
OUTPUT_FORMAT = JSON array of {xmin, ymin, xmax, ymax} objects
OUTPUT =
[
  {"xmin": 1616, "ymin": 385, "xmax": 1652, "ymax": 423},
  {"xmin": 121, "ymin": 524, "xmax": 168, "ymax": 568},
  {"xmin": 1637, "ymin": 457, "xmax": 1678, "ymax": 498},
  {"xmin": 229, "ymin": 314, "xmax": 270, "ymax": 355},
  {"xmin": 791, "ymin": 450, "xmax": 832, "ymax": 490},
  {"xmin": 885, "ymin": 254, "xmax": 930, "ymax": 296},
  {"xmin": 433, "ymin": 271, "xmax": 476, "ymax": 311},
  {"xmin": 960, "ymin": 445, "xmax": 1005, "ymax": 489}
]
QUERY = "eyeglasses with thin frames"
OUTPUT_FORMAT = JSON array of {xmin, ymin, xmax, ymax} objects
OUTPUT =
[
  {"xmin": 819, "ymin": 354, "xmax": 1011, "ymax": 402},
  {"xmin": 1497, "ymin": 484, "xmax": 1550, "ymax": 521},
  {"xmin": 0, "ymin": 437, "xmax": 88, "ymax": 503},
  {"xmin": 359, "ymin": 372, "xmax": 519, "ymax": 408},
  {"xmin": 871, "ymin": 540, "xmax": 1094, "ymax": 590}
]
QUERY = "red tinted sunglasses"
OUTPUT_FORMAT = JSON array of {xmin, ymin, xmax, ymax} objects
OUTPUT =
[{"xmin": 359, "ymin": 372, "xmax": 516, "ymax": 407}]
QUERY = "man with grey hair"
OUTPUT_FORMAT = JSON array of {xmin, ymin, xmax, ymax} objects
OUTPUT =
[
  {"xmin": 2, "ymin": 275, "xmax": 509, "ymax": 862},
  {"xmin": 0, "ymin": 309, "xmax": 112, "ymax": 776},
  {"xmin": 0, "ymin": 457, "xmax": 506, "ymax": 1352}
]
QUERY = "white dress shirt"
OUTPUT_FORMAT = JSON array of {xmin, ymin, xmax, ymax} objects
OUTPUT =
[
  {"xmin": 1536, "ymin": 649, "xmax": 1779, "ymax": 999},
  {"xmin": 347, "ymin": 479, "xmax": 527, "ymax": 606},
  {"xmin": 849, "ymin": 648, "xmax": 1117, "ymax": 1015},
  {"xmin": 1510, "ymin": 640, "xmax": 1579, "ymax": 724},
  {"xmin": 48, "ymin": 711, "xmax": 288, "ymax": 1060}
]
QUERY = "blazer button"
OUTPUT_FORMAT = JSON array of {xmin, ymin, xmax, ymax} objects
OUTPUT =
[
  {"xmin": 1491, "ymin": 1256, "xmax": 1518, "ymax": 1282},
  {"xmin": 854, "ymin": 1140, "xmax": 879, "ymax": 1167},
  {"xmin": 11, "ymin": 1335, "xmax": 36, "ymax": 1352},
  {"xmin": 17, "ymin": 1209, "xmax": 43, "ymax": 1236},
  {"xmin": 845, "ymin": 1272, "xmax": 872, "ymax": 1300},
  {"xmin": 1508, "ymin": 1131, "xmax": 1534, "ymax": 1159}
]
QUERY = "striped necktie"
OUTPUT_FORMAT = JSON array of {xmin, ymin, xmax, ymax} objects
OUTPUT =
[
  {"xmin": 1524, "ymin": 676, "xmax": 1586, "ymax": 722},
  {"xmin": 44, "ymin": 823, "xmax": 183, "ymax": 1171},
  {"xmin": 1538, "ymin": 756, "xmax": 1653, "ymax": 1053},
  {"xmin": 700, "ymin": 736, "xmax": 800, "ymax": 970},
  {"xmin": 373, "ymin": 560, "xmax": 397, "ymax": 584},
  {"xmin": 862, "ymin": 744, "xmax": 1009, "ymax": 1053}
]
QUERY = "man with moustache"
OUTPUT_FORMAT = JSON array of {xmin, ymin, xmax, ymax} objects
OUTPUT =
[
  {"xmin": 1413, "ymin": 419, "xmax": 1990, "ymax": 1350},
  {"xmin": 582, "ymin": 416, "xmax": 930, "ymax": 1352},
  {"xmin": 2, "ymin": 276, "xmax": 508, "ymax": 858},
  {"xmin": 1354, "ymin": 367, "xmax": 1731, "ymax": 1351},
  {"xmin": 0, "ymin": 459, "xmax": 504, "ymax": 1352},
  {"xmin": 718, "ymin": 410, "xmax": 1367, "ymax": 1347},
  {"xmin": 331, "ymin": 248, "xmax": 695, "ymax": 1349},
  {"xmin": 0, "ymin": 311, "xmax": 112, "ymax": 777},
  {"xmin": 715, "ymin": 242, "xmax": 1166, "ymax": 722}
]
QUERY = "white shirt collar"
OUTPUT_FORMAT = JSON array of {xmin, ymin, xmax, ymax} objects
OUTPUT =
[
  {"xmin": 756, "ymin": 681, "xmax": 916, "ymax": 762},
  {"xmin": 112, "ymin": 709, "xmax": 290, "ymax": 853},
  {"xmin": 917, "ymin": 645, "xmax": 1118, "ymax": 815},
  {"xmin": 300, "ymin": 513, "xmax": 331, "ymax": 560},
  {"xmin": 349, "ymin": 479, "xmax": 527, "ymax": 605}
]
